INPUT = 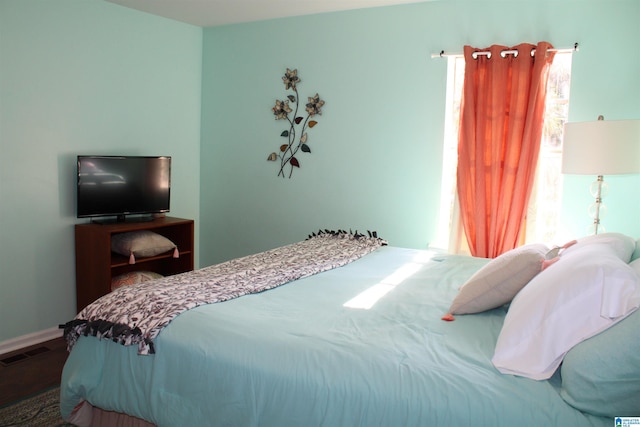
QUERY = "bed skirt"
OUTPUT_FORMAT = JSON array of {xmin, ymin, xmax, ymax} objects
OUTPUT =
[{"xmin": 68, "ymin": 401, "xmax": 156, "ymax": 427}]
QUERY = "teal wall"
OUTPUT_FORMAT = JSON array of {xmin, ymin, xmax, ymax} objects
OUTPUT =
[
  {"xmin": 0, "ymin": 0, "xmax": 202, "ymax": 342},
  {"xmin": 1, "ymin": 0, "xmax": 638, "ymax": 343},
  {"xmin": 558, "ymin": 1, "xmax": 640, "ymax": 237},
  {"xmin": 200, "ymin": 0, "xmax": 640, "ymax": 266}
]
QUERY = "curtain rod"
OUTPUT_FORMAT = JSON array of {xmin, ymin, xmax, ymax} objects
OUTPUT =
[{"xmin": 431, "ymin": 42, "xmax": 579, "ymax": 59}]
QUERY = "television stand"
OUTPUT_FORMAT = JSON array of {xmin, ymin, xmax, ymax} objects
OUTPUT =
[{"xmin": 75, "ymin": 216, "xmax": 194, "ymax": 311}]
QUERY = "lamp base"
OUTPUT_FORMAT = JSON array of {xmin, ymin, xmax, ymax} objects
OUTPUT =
[{"xmin": 587, "ymin": 175, "xmax": 607, "ymax": 235}]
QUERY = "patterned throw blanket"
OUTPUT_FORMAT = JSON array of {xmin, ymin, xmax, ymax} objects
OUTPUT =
[{"xmin": 62, "ymin": 231, "xmax": 386, "ymax": 355}]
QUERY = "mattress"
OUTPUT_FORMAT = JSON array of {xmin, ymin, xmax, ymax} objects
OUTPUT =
[{"xmin": 60, "ymin": 246, "xmax": 609, "ymax": 426}]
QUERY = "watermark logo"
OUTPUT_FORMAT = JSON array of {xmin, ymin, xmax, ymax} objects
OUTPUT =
[{"xmin": 616, "ymin": 417, "xmax": 640, "ymax": 427}]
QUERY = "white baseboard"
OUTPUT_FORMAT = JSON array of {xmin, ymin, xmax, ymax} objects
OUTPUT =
[{"xmin": 0, "ymin": 327, "xmax": 63, "ymax": 356}]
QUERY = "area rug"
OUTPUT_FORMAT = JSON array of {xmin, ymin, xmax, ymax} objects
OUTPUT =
[{"xmin": 0, "ymin": 386, "xmax": 74, "ymax": 427}]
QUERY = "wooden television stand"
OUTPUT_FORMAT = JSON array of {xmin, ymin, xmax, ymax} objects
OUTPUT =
[{"xmin": 74, "ymin": 216, "xmax": 194, "ymax": 312}]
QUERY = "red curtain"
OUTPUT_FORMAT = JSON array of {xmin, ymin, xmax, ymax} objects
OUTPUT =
[{"xmin": 456, "ymin": 42, "xmax": 555, "ymax": 258}]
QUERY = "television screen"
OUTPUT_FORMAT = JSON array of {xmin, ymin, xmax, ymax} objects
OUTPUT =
[{"xmin": 77, "ymin": 156, "xmax": 171, "ymax": 221}]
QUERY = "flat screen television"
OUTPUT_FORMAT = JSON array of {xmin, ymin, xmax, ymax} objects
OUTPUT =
[{"xmin": 77, "ymin": 155, "xmax": 171, "ymax": 222}]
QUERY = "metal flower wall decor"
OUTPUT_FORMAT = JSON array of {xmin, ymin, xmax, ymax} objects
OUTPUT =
[{"xmin": 267, "ymin": 68, "xmax": 325, "ymax": 178}]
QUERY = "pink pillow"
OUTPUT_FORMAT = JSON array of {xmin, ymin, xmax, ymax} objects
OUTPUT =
[{"xmin": 443, "ymin": 243, "xmax": 548, "ymax": 320}]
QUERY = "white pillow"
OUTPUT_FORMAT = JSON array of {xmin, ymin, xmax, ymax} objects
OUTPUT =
[
  {"xmin": 561, "ymin": 232, "xmax": 636, "ymax": 262},
  {"xmin": 492, "ymin": 243, "xmax": 640, "ymax": 380},
  {"xmin": 446, "ymin": 243, "xmax": 548, "ymax": 316}
]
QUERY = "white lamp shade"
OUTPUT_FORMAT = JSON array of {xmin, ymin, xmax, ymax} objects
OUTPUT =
[{"xmin": 562, "ymin": 119, "xmax": 640, "ymax": 175}]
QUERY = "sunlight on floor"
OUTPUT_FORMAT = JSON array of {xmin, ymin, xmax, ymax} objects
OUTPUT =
[{"xmin": 343, "ymin": 251, "xmax": 436, "ymax": 309}]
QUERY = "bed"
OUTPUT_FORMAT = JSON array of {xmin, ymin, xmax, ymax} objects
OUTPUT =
[{"xmin": 60, "ymin": 230, "xmax": 640, "ymax": 426}]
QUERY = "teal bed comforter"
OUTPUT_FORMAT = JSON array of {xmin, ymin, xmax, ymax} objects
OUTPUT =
[{"xmin": 60, "ymin": 246, "xmax": 609, "ymax": 426}]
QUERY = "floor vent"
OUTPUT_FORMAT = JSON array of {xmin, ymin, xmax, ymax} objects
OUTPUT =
[{"xmin": 0, "ymin": 346, "xmax": 51, "ymax": 367}]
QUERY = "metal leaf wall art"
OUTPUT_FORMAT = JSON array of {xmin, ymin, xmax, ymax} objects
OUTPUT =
[{"xmin": 267, "ymin": 68, "xmax": 325, "ymax": 178}]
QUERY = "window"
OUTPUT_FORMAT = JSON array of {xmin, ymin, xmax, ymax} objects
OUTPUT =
[{"xmin": 434, "ymin": 53, "xmax": 573, "ymax": 251}]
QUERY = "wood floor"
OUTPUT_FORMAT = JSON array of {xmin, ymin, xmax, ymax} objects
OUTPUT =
[{"xmin": 0, "ymin": 337, "xmax": 68, "ymax": 406}]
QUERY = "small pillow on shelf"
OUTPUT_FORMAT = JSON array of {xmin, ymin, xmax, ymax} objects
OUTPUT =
[
  {"xmin": 111, "ymin": 271, "xmax": 164, "ymax": 291},
  {"xmin": 111, "ymin": 230, "xmax": 179, "ymax": 264}
]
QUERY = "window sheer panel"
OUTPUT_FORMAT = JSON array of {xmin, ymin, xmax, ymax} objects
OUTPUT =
[
  {"xmin": 456, "ymin": 42, "xmax": 556, "ymax": 258},
  {"xmin": 436, "ymin": 52, "xmax": 572, "ymax": 255}
]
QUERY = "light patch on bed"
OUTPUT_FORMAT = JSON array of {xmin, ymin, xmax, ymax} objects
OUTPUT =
[
  {"xmin": 344, "ymin": 261, "xmax": 424, "ymax": 309},
  {"xmin": 411, "ymin": 250, "xmax": 438, "ymax": 264}
]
